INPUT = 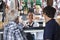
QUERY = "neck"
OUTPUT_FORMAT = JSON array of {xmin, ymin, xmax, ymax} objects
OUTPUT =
[
  {"xmin": 29, "ymin": 21, "xmax": 33, "ymax": 24},
  {"xmin": 45, "ymin": 17, "xmax": 52, "ymax": 23}
]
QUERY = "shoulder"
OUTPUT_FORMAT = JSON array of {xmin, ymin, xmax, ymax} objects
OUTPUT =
[
  {"xmin": 45, "ymin": 19, "xmax": 58, "ymax": 29},
  {"xmin": 46, "ymin": 19, "xmax": 57, "ymax": 25},
  {"xmin": 4, "ymin": 21, "xmax": 15, "ymax": 28},
  {"xmin": 5, "ymin": 21, "xmax": 17, "ymax": 32}
]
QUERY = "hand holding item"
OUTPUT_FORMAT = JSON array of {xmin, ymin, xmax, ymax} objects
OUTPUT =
[{"xmin": 23, "ymin": 21, "xmax": 29, "ymax": 28}]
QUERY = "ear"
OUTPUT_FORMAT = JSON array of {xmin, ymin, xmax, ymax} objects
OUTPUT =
[{"xmin": 43, "ymin": 13, "xmax": 46, "ymax": 17}]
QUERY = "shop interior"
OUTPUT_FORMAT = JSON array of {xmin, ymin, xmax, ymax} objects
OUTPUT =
[{"xmin": 0, "ymin": 0, "xmax": 60, "ymax": 40}]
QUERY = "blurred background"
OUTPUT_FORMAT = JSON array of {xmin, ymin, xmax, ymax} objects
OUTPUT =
[{"xmin": 0, "ymin": 0, "xmax": 60, "ymax": 40}]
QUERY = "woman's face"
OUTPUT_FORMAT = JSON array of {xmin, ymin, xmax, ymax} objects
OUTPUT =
[
  {"xmin": 28, "ymin": 13, "xmax": 33, "ymax": 19},
  {"xmin": 28, "ymin": 13, "xmax": 33, "ymax": 22}
]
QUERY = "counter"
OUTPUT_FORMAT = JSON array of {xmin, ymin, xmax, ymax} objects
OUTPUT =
[{"xmin": 0, "ymin": 27, "xmax": 45, "ymax": 40}]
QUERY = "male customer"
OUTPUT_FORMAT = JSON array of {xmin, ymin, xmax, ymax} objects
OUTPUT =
[
  {"xmin": 43, "ymin": 6, "xmax": 60, "ymax": 40},
  {"xmin": 3, "ymin": 10, "xmax": 27, "ymax": 40}
]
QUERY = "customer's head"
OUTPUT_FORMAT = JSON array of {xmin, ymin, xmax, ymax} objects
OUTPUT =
[
  {"xmin": 43, "ymin": 6, "xmax": 56, "ymax": 19},
  {"xmin": 9, "ymin": 10, "xmax": 19, "ymax": 22},
  {"xmin": 28, "ymin": 8, "xmax": 34, "ymax": 22}
]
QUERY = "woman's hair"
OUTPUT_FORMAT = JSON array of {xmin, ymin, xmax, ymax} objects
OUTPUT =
[{"xmin": 28, "ymin": 8, "xmax": 34, "ymax": 13}]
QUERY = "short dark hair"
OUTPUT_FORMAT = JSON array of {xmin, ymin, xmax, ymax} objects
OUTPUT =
[
  {"xmin": 43, "ymin": 6, "xmax": 56, "ymax": 18},
  {"xmin": 28, "ymin": 8, "xmax": 34, "ymax": 13}
]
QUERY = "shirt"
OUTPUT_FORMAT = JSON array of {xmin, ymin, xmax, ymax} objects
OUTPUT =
[
  {"xmin": 25, "ymin": 21, "xmax": 39, "ymax": 27},
  {"xmin": 44, "ymin": 19, "xmax": 60, "ymax": 40},
  {"xmin": 3, "ymin": 21, "xmax": 27, "ymax": 40}
]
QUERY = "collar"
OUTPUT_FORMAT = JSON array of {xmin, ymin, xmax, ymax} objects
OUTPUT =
[{"xmin": 27, "ymin": 21, "xmax": 34, "ymax": 26}]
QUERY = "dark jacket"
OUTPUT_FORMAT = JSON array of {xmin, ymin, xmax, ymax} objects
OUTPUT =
[{"xmin": 44, "ymin": 19, "xmax": 60, "ymax": 40}]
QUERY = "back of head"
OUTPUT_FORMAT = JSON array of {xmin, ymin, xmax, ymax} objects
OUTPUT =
[
  {"xmin": 8, "ymin": 10, "xmax": 18, "ymax": 21},
  {"xmin": 28, "ymin": 8, "xmax": 34, "ymax": 13},
  {"xmin": 43, "ymin": 6, "xmax": 56, "ymax": 18}
]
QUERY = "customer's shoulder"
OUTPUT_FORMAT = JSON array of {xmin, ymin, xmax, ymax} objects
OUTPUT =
[
  {"xmin": 48, "ymin": 19, "xmax": 56, "ymax": 24},
  {"xmin": 48, "ymin": 19, "xmax": 60, "ymax": 27},
  {"xmin": 5, "ymin": 21, "xmax": 17, "ymax": 30}
]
